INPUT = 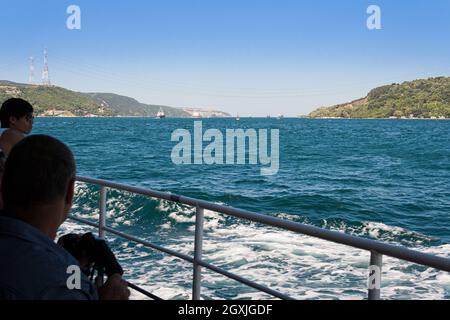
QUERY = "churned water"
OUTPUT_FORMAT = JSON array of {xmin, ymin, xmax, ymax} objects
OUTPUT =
[{"xmin": 34, "ymin": 118, "xmax": 450, "ymax": 300}]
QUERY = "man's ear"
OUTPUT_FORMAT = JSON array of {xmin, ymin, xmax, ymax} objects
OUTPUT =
[
  {"xmin": 65, "ymin": 178, "xmax": 75, "ymax": 206},
  {"xmin": 59, "ymin": 178, "xmax": 75, "ymax": 225},
  {"xmin": 8, "ymin": 116, "xmax": 17, "ymax": 127}
]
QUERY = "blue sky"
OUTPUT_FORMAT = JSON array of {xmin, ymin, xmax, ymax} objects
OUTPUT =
[{"xmin": 0, "ymin": 0, "xmax": 449, "ymax": 116}]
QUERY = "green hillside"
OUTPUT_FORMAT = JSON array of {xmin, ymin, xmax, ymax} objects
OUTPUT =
[
  {"xmin": 0, "ymin": 81, "xmax": 192, "ymax": 117},
  {"xmin": 309, "ymin": 77, "xmax": 450, "ymax": 119},
  {"xmin": 84, "ymin": 92, "xmax": 190, "ymax": 117},
  {"xmin": 0, "ymin": 81, "xmax": 105, "ymax": 116}
]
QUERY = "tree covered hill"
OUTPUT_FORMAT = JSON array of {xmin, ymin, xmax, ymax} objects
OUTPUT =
[
  {"xmin": 309, "ymin": 77, "xmax": 450, "ymax": 119},
  {"xmin": 0, "ymin": 81, "xmax": 103, "ymax": 116},
  {"xmin": 83, "ymin": 92, "xmax": 190, "ymax": 117},
  {"xmin": 0, "ymin": 81, "xmax": 205, "ymax": 117}
]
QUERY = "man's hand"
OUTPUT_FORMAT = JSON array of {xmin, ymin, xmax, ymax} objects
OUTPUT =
[{"xmin": 97, "ymin": 274, "xmax": 130, "ymax": 300}]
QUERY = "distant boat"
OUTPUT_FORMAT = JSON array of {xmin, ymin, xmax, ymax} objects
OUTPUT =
[
  {"xmin": 236, "ymin": 113, "xmax": 240, "ymax": 121},
  {"xmin": 277, "ymin": 114, "xmax": 284, "ymax": 119},
  {"xmin": 156, "ymin": 107, "xmax": 166, "ymax": 119}
]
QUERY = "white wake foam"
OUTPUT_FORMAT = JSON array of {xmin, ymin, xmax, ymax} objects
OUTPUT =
[{"xmin": 62, "ymin": 187, "xmax": 450, "ymax": 300}]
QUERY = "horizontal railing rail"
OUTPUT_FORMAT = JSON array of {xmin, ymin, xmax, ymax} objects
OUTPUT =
[{"xmin": 72, "ymin": 176, "xmax": 450, "ymax": 300}]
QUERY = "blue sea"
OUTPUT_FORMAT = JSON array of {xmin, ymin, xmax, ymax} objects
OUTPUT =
[{"xmin": 34, "ymin": 118, "xmax": 450, "ymax": 300}]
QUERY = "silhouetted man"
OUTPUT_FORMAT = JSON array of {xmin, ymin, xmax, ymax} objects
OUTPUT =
[{"xmin": 0, "ymin": 135, "xmax": 130, "ymax": 300}]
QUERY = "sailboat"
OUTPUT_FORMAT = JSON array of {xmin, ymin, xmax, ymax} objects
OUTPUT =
[
  {"xmin": 156, "ymin": 107, "xmax": 166, "ymax": 119},
  {"xmin": 236, "ymin": 113, "xmax": 240, "ymax": 121}
]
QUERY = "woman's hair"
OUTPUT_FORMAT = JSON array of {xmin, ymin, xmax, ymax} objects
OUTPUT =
[{"xmin": 0, "ymin": 98, "xmax": 34, "ymax": 128}]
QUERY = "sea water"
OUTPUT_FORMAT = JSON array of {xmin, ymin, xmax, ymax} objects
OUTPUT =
[{"xmin": 33, "ymin": 118, "xmax": 450, "ymax": 300}]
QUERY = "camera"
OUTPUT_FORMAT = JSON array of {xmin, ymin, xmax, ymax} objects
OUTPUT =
[{"xmin": 58, "ymin": 232, "xmax": 123, "ymax": 278}]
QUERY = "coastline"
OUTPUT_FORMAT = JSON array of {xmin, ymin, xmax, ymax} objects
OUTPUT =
[
  {"xmin": 305, "ymin": 117, "xmax": 450, "ymax": 121},
  {"xmin": 35, "ymin": 115, "xmax": 234, "ymax": 119},
  {"xmin": 35, "ymin": 115, "xmax": 450, "ymax": 120}
]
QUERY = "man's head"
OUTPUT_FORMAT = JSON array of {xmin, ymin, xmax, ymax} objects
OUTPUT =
[
  {"xmin": 0, "ymin": 98, "xmax": 34, "ymax": 133},
  {"xmin": 2, "ymin": 135, "xmax": 76, "ymax": 233}
]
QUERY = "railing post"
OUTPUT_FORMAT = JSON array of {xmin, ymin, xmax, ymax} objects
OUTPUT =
[
  {"xmin": 99, "ymin": 186, "xmax": 107, "ymax": 239},
  {"xmin": 192, "ymin": 205, "xmax": 204, "ymax": 300},
  {"xmin": 97, "ymin": 186, "xmax": 108, "ymax": 286},
  {"xmin": 368, "ymin": 251, "xmax": 383, "ymax": 300}
]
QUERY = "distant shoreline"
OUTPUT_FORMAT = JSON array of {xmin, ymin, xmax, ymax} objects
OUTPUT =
[
  {"xmin": 305, "ymin": 117, "xmax": 450, "ymax": 120},
  {"xmin": 35, "ymin": 115, "xmax": 450, "ymax": 120},
  {"xmin": 35, "ymin": 115, "xmax": 234, "ymax": 119}
]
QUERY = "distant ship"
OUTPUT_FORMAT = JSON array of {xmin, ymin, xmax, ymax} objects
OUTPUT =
[
  {"xmin": 277, "ymin": 114, "xmax": 284, "ymax": 119},
  {"xmin": 236, "ymin": 113, "xmax": 240, "ymax": 121},
  {"xmin": 156, "ymin": 107, "xmax": 166, "ymax": 119}
]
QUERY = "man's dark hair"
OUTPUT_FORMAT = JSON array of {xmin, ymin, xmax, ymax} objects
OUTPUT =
[
  {"xmin": 2, "ymin": 135, "xmax": 76, "ymax": 210},
  {"xmin": 0, "ymin": 98, "xmax": 34, "ymax": 128}
]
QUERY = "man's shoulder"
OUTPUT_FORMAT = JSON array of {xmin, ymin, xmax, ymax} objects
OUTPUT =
[
  {"xmin": 0, "ymin": 219, "xmax": 97, "ymax": 300},
  {"xmin": 0, "ymin": 216, "xmax": 75, "ymax": 263},
  {"xmin": 0, "ymin": 224, "xmax": 79, "ymax": 270},
  {"xmin": 0, "ymin": 241, "xmax": 97, "ymax": 300},
  {"xmin": 34, "ymin": 237, "xmax": 79, "ymax": 266}
]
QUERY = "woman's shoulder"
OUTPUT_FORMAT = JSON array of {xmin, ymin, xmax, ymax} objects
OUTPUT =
[
  {"xmin": 0, "ymin": 129, "xmax": 25, "ymax": 157},
  {"xmin": 1, "ymin": 129, "xmax": 25, "ymax": 140}
]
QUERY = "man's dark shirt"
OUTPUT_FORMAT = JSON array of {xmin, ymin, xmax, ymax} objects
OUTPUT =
[{"xmin": 0, "ymin": 216, "xmax": 98, "ymax": 300}]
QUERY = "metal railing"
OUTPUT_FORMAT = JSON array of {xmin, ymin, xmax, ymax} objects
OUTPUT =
[{"xmin": 71, "ymin": 176, "xmax": 450, "ymax": 300}]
